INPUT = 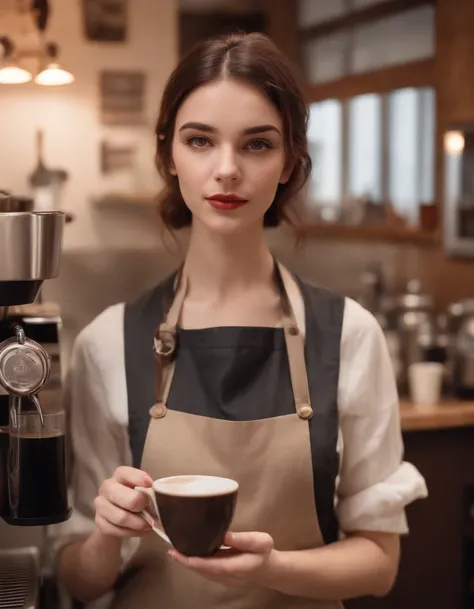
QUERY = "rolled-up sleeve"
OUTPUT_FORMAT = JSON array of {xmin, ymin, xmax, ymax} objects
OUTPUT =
[
  {"xmin": 336, "ymin": 299, "xmax": 428, "ymax": 534},
  {"xmin": 47, "ymin": 309, "xmax": 135, "ymax": 564}
]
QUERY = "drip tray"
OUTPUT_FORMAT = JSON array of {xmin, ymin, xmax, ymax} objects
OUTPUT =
[{"xmin": 0, "ymin": 547, "xmax": 39, "ymax": 609}]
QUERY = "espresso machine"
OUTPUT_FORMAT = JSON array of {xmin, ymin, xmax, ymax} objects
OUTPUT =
[{"xmin": 0, "ymin": 196, "xmax": 69, "ymax": 609}]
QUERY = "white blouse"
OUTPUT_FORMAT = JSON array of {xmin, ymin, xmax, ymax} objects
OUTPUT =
[{"xmin": 48, "ymin": 278, "xmax": 428, "ymax": 573}]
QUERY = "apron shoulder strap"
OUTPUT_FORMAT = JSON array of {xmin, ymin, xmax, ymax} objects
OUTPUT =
[{"xmin": 124, "ymin": 270, "xmax": 180, "ymax": 467}]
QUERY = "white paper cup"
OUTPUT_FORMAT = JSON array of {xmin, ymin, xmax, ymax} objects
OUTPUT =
[{"xmin": 408, "ymin": 362, "xmax": 444, "ymax": 406}]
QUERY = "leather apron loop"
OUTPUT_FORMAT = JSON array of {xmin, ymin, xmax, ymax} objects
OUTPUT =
[{"xmin": 153, "ymin": 324, "xmax": 177, "ymax": 361}]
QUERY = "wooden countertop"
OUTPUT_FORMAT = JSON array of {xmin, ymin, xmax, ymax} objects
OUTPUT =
[{"xmin": 400, "ymin": 399, "xmax": 474, "ymax": 432}]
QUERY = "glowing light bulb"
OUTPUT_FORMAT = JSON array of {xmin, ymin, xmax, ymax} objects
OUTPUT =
[
  {"xmin": 35, "ymin": 63, "xmax": 74, "ymax": 86},
  {"xmin": 0, "ymin": 64, "xmax": 32, "ymax": 84}
]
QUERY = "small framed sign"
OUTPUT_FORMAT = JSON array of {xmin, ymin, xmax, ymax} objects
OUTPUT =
[
  {"xmin": 82, "ymin": 0, "xmax": 128, "ymax": 43},
  {"xmin": 99, "ymin": 70, "xmax": 146, "ymax": 126}
]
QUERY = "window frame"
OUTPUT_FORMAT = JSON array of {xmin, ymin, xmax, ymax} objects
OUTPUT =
[{"xmin": 293, "ymin": 0, "xmax": 438, "ymax": 242}]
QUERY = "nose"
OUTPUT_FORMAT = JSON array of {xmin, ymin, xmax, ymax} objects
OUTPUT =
[{"xmin": 213, "ymin": 145, "xmax": 241, "ymax": 183}]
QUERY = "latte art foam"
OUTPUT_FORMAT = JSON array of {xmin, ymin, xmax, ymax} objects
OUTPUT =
[{"xmin": 154, "ymin": 475, "xmax": 238, "ymax": 497}]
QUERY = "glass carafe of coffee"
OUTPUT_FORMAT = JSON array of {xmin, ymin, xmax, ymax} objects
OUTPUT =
[
  {"xmin": 0, "ymin": 325, "xmax": 70, "ymax": 525},
  {"xmin": 8, "ymin": 409, "xmax": 69, "ymax": 524}
]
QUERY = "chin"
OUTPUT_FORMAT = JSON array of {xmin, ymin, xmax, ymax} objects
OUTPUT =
[
  {"xmin": 194, "ymin": 207, "xmax": 265, "ymax": 235},
  {"xmin": 201, "ymin": 216, "xmax": 254, "ymax": 235}
]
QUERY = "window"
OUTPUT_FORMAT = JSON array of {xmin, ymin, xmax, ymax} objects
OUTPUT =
[
  {"xmin": 306, "ymin": 87, "xmax": 435, "ymax": 225},
  {"xmin": 352, "ymin": 6, "xmax": 434, "ymax": 74},
  {"xmin": 307, "ymin": 100, "xmax": 343, "ymax": 208},
  {"xmin": 388, "ymin": 87, "xmax": 435, "ymax": 222},
  {"xmin": 299, "ymin": 0, "xmax": 436, "ymax": 226},
  {"xmin": 299, "ymin": 2, "xmax": 435, "ymax": 84},
  {"xmin": 302, "ymin": 32, "xmax": 350, "ymax": 84},
  {"xmin": 297, "ymin": 0, "xmax": 348, "ymax": 28},
  {"xmin": 348, "ymin": 94, "xmax": 382, "ymax": 200}
]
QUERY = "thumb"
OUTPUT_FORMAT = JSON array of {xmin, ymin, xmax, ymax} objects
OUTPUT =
[{"xmin": 225, "ymin": 531, "xmax": 274, "ymax": 554}]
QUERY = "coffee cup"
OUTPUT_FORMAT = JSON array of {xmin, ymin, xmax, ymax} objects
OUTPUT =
[{"xmin": 137, "ymin": 474, "xmax": 238, "ymax": 557}]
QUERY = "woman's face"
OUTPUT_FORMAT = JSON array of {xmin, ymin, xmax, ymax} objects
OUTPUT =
[{"xmin": 171, "ymin": 78, "xmax": 292, "ymax": 234}]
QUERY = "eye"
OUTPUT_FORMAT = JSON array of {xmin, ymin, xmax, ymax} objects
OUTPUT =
[
  {"xmin": 187, "ymin": 136, "xmax": 211, "ymax": 148},
  {"xmin": 246, "ymin": 139, "xmax": 273, "ymax": 152}
]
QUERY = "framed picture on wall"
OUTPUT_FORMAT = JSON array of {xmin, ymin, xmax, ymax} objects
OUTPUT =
[
  {"xmin": 82, "ymin": 0, "xmax": 128, "ymax": 43},
  {"xmin": 100, "ymin": 140, "xmax": 136, "ymax": 174},
  {"xmin": 100, "ymin": 70, "xmax": 146, "ymax": 125}
]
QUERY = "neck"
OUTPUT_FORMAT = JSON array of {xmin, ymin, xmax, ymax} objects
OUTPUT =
[{"xmin": 184, "ymin": 221, "xmax": 274, "ymax": 299}]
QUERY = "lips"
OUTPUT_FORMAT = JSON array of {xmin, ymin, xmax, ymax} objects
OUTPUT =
[{"xmin": 206, "ymin": 193, "xmax": 248, "ymax": 211}]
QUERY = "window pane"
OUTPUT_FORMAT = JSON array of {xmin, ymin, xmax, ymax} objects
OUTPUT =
[
  {"xmin": 297, "ymin": 0, "xmax": 347, "ymax": 27},
  {"xmin": 348, "ymin": 94, "xmax": 382, "ymax": 200},
  {"xmin": 388, "ymin": 87, "xmax": 435, "ymax": 223},
  {"xmin": 307, "ymin": 100, "xmax": 343, "ymax": 207},
  {"xmin": 388, "ymin": 89, "xmax": 418, "ymax": 222},
  {"xmin": 352, "ymin": 6, "xmax": 434, "ymax": 73},
  {"xmin": 302, "ymin": 32, "xmax": 349, "ymax": 83}
]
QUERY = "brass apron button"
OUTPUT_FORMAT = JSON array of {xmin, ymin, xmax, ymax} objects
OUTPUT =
[
  {"xmin": 149, "ymin": 404, "xmax": 167, "ymax": 419},
  {"xmin": 299, "ymin": 404, "xmax": 313, "ymax": 420}
]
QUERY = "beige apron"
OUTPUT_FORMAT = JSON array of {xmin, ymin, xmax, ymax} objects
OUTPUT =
[{"xmin": 112, "ymin": 263, "xmax": 343, "ymax": 609}]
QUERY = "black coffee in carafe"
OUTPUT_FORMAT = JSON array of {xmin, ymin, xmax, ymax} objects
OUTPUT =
[
  {"xmin": 0, "ymin": 427, "xmax": 8, "ymax": 515},
  {"xmin": 0, "ymin": 397, "xmax": 8, "ymax": 515},
  {"xmin": 10, "ymin": 431, "xmax": 67, "ymax": 518},
  {"xmin": 8, "ymin": 410, "xmax": 68, "ymax": 521}
]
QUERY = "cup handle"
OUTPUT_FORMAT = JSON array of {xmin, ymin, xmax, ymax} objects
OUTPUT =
[{"xmin": 135, "ymin": 486, "xmax": 171, "ymax": 545}]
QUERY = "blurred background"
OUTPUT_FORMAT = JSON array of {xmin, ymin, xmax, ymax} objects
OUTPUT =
[{"xmin": 2, "ymin": 2, "xmax": 474, "ymax": 607}]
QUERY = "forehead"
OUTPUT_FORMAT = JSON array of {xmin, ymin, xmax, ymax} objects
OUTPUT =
[{"xmin": 175, "ymin": 79, "xmax": 283, "ymax": 132}]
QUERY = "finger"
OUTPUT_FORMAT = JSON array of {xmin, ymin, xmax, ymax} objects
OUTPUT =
[
  {"xmin": 95, "ymin": 496, "xmax": 151, "ymax": 532},
  {"xmin": 95, "ymin": 514, "xmax": 150, "ymax": 539},
  {"xmin": 225, "ymin": 532, "xmax": 274, "ymax": 554},
  {"xmin": 114, "ymin": 466, "xmax": 153, "ymax": 488},
  {"xmin": 100, "ymin": 480, "xmax": 149, "ymax": 512},
  {"xmin": 169, "ymin": 551, "xmax": 237, "ymax": 584},
  {"xmin": 169, "ymin": 549, "xmax": 258, "ymax": 577}
]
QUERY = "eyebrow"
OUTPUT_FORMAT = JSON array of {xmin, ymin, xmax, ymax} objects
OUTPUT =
[{"xmin": 178, "ymin": 122, "xmax": 281, "ymax": 136}]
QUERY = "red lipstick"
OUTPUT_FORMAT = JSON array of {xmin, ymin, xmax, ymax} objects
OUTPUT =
[{"xmin": 206, "ymin": 193, "xmax": 248, "ymax": 211}]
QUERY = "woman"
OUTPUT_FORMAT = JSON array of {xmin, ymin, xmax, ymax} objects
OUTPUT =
[{"xmin": 51, "ymin": 32, "xmax": 427, "ymax": 609}]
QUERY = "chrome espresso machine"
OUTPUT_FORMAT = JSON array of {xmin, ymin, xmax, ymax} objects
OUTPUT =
[{"xmin": 0, "ymin": 201, "xmax": 69, "ymax": 609}]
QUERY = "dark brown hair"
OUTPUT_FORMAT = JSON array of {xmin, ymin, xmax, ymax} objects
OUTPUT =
[{"xmin": 155, "ymin": 32, "xmax": 312, "ymax": 230}]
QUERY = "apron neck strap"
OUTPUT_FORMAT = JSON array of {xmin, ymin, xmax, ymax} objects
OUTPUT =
[
  {"xmin": 152, "ymin": 261, "xmax": 313, "ymax": 421},
  {"xmin": 276, "ymin": 263, "xmax": 313, "ymax": 420}
]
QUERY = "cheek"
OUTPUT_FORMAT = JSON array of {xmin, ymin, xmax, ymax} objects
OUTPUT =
[
  {"xmin": 174, "ymin": 145, "xmax": 211, "ymax": 176},
  {"xmin": 250, "ymin": 158, "xmax": 286, "ymax": 193},
  {"xmin": 172, "ymin": 149, "xmax": 206, "ymax": 198}
]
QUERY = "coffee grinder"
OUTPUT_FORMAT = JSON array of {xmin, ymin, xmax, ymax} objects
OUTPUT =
[{"xmin": 0, "ymin": 200, "xmax": 69, "ymax": 608}]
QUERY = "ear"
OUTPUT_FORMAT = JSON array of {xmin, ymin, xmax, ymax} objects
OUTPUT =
[
  {"xmin": 169, "ymin": 158, "xmax": 177, "ymax": 176},
  {"xmin": 279, "ymin": 161, "xmax": 294, "ymax": 185}
]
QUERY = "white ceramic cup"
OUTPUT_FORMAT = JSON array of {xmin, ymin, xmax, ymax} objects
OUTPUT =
[{"xmin": 408, "ymin": 362, "xmax": 444, "ymax": 406}]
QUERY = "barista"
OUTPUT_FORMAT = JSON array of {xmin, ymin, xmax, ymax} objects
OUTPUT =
[{"xmin": 50, "ymin": 32, "xmax": 428, "ymax": 608}]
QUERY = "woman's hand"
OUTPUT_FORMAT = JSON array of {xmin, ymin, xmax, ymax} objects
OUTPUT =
[
  {"xmin": 94, "ymin": 466, "xmax": 153, "ymax": 538},
  {"xmin": 169, "ymin": 531, "xmax": 276, "ymax": 588}
]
